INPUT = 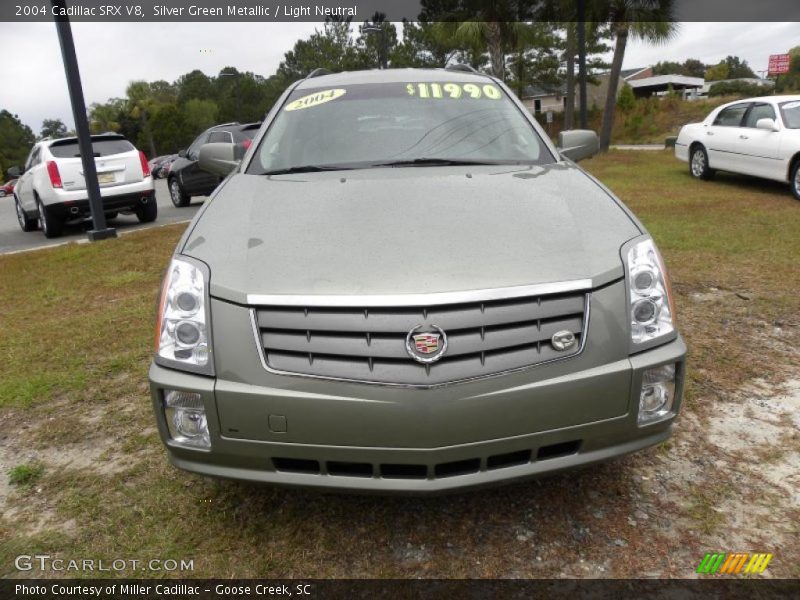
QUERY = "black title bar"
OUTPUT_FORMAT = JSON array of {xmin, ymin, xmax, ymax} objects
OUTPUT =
[
  {"xmin": 2, "ymin": 0, "xmax": 800, "ymax": 22},
  {"xmin": 3, "ymin": 579, "xmax": 800, "ymax": 600}
]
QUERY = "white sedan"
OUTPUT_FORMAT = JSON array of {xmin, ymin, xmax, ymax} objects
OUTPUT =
[{"xmin": 675, "ymin": 95, "xmax": 800, "ymax": 200}]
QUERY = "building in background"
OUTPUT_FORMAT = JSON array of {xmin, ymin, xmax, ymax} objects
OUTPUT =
[
  {"xmin": 627, "ymin": 74, "xmax": 705, "ymax": 98},
  {"xmin": 520, "ymin": 83, "xmax": 568, "ymax": 115},
  {"xmin": 585, "ymin": 67, "xmax": 652, "ymax": 109}
]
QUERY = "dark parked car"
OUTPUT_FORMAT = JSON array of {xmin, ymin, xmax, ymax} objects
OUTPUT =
[
  {"xmin": 148, "ymin": 154, "xmax": 176, "ymax": 179},
  {"xmin": 167, "ymin": 122, "xmax": 260, "ymax": 206},
  {"xmin": 0, "ymin": 179, "xmax": 17, "ymax": 197},
  {"xmin": 158, "ymin": 154, "xmax": 179, "ymax": 179}
]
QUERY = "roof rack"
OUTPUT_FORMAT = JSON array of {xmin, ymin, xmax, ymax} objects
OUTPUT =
[
  {"xmin": 445, "ymin": 63, "xmax": 479, "ymax": 74},
  {"xmin": 306, "ymin": 68, "xmax": 332, "ymax": 79}
]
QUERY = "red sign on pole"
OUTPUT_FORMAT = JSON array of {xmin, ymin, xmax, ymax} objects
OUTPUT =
[{"xmin": 768, "ymin": 54, "xmax": 790, "ymax": 76}]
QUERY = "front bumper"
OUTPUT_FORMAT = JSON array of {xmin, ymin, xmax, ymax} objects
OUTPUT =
[{"xmin": 148, "ymin": 336, "xmax": 686, "ymax": 494}]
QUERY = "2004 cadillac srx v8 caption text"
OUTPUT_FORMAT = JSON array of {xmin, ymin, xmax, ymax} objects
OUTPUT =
[{"xmin": 148, "ymin": 67, "xmax": 686, "ymax": 493}]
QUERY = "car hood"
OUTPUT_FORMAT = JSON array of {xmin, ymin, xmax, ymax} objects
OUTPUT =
[{"xmin": 182, "ymin": 163, "xmax": 641, "ymax": 303}]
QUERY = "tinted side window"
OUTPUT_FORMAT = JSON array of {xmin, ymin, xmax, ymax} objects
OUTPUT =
[
  {"xmin": 187, "ymin": 132, "xmax": 210, "ymax": 158},
  {"xmin": 236, "ymin": 126, "xmax": 260, "ymax": 141},
  {"xmin": 780, "ymin": 101, "xmax": 800, "ymax": 129},
  {"xmin": 25, "ymin": 147, "xmax": 40, "ymax": 170},
  {"xmin": 208, "ymin": 131, "xmax": 232, "ymax": 143},
  {"xmin": 743, "ymin": 103, "xmax": 776, "ymax": 128},
  {"xmin": 713, "ymin": 104, "xmax": 749, "ymax": 127}
]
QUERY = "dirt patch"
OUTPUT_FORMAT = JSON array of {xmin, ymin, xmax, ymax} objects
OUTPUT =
[
  {"xmin": 626, "ymin": 378, "xmax": 800, "ymax": 577},
  {"xmin": 708, "ymin": 379, "xmax": 800, "ymax": 506},
  {"xmin": 0, "ymin": 404, "xmax": 151, "ymax": 537}
]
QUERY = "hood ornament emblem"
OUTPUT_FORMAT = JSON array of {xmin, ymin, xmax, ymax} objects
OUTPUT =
[
  {"xmin": 551, "ymin": 330, "xmax": 577, "ymax": 351},
  {"xmin": 406, "ymin": 325, "xmax": 448, "ymax": 364}
]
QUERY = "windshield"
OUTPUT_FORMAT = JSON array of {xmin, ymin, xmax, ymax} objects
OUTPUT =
[
  {"xmin": 779, "ymin": 100, "xmax": 800, "ymax": 129},
  {"xmin": 248, "ymin": 80, "xmax": 552, "ymax": 174}
]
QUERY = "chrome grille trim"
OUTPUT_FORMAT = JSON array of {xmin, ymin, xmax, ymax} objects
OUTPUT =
[
  {"xmin": 248, "ymin": 284, "xmax": 592, "ymax": 389},
  {"xmin": 245, "ymin": 279, "xmax": 592, "ymax": 307}
]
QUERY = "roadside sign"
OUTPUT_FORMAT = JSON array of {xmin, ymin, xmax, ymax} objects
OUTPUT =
[
  {"xmin": 546, "ymin": 111, "xmax": 553, "ymax": 124},
  {"xmin": 768, "ymin": 54, "xmax": 790, "ymax": 76}
]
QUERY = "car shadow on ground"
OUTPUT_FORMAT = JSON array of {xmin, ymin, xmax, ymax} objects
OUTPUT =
[
  {"xmin": 42, "ymin": 202, "xmax": 200, "ymax": 239},
  {"xmin": 682, "ymin": 169, "xmax": 792, "ymax": 197},
  {"xmin": 188, "ymin": 457, "xmax": 646, "ymax": 575},
  {"xmin": 56, "ymin": 214, "xmax": 145, "ymax": 237}
]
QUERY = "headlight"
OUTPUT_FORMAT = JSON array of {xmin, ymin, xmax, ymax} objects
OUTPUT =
[
  {"xmin": 626, "ymin": 238, "xmax": 675, "ymax": 347},
  {"xmin": 154, "ymin": 256, "xmax": 214, "ymax": 375}
]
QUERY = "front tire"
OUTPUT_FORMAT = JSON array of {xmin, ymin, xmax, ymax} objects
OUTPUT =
[
  {"xmin": 136, "ymin": 200, "xmax": 158, "ymax": 223},
  {"xmin": 37, "ymin": 198, "xmax": 64, "ymax": 239},
  {"xmin": 169, "ymin": 177, "xmax": 190, "ymax": 207},
  {"xmin": 689, "ymin": 145, "xmax": 714, "ymax": 181},
  {"xmin": 15, "ymin": 195, "xmax": 38, "ymax": 232},
  {"xmin": 790, "ymin": 160, "xmax": 800, "ymax": 201}
]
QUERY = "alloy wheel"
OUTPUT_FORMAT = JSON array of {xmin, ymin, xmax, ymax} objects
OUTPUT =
[
  {"xmin": 38, "ymin": 201, "xmax": 48, "ymax": 235},
  {"xmin": 15, "ymin": 198, "xmax": 26, "ymax": 228},
  {"xmin": 794, "ymin": 166, "xmax": 800, "ymax": 195},
  {"xmin": 691, "ymin": 151, "xmax": 705, "ymax": 177},
  {"xmin": 170, "ymin": 180, "xmax": 182, "ymax": 204}
]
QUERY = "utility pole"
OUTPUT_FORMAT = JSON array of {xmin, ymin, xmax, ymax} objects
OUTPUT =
[
  {"xmin": 577, "ymin": 0, "xmax": 588, "ymax": 129},
  {"xmin": 362, "ymin": 25, "xmax": 388, "ymax": 69},
  {"xmin": 51, "ymin": 0, "xmax": 115, "ymax": 241}
]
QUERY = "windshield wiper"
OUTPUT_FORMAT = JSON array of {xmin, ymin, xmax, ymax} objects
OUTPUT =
[
  {"xmin": 262, "ymin": 164, "xmax": 355, "ymax": 175},
  {"xmin": 262, "ymin": 158, "xmax": 509, "ymax": 175},
  {"xmin": 370, "ymin": 158, "xmax": 505, "ymax": 168}
]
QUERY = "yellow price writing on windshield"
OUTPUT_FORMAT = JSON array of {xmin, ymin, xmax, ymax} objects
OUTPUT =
[
  {"xmin": 406, "ymin": 83, "xmax": 502, "ymax": 100},
  {"xmin": 285, "ymin": 89, "xmax": 346, "ymax": 111}
]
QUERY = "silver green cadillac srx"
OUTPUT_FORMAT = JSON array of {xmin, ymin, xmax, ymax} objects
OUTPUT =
[{"xmin": 149, "ymin": 67, "xmax": 686, "ymax": 493}]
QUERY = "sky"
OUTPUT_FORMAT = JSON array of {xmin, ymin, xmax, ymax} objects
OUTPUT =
[{"xmin": 0, "ymin": 21, "xmax": 796, "ymax": 134}]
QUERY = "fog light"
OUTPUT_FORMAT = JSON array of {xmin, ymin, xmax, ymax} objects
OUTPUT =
[
  {"xmin": 163, "ymin": 390, "xmax": 210, "ymax": 448},
  {"xmin": 638, "ymin": 364, "xmax": 677, "ymax": 425}
]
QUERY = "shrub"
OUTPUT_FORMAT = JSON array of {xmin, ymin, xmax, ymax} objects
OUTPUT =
[
  {"xmin": 708, "ymin": 81, "xmax": 770, "ymax": 97},
  {"xmin": 617, "ymin": 83, "xmax": 635, "ymax": 113},
  {"xmin": 624, "ymin": 114, "xmax": 644, "ymax": 141}
]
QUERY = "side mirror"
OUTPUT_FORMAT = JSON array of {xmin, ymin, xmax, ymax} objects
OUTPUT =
[
  {"xmin": 198, "ymin": 142, "xmax": 240, "ymax": 177},
  {"xmin": 177, "ymin": 149, "xmax": 187, "ymax": 158},
  {"xmin": 756, "ymin": 118, "xmax": 779, "ymax": 132},
  {"xmin": 557, "ymin": 129, "xmax": 599, "ymax": 162},
  {"xmin": 7, "ymin": 166, "xmax": 22, "ymax": 178}
]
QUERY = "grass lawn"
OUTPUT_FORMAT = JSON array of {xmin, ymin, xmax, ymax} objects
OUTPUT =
[{"xmin": 1, "ymin": 150, "xmax": 798, "ymax": 578}]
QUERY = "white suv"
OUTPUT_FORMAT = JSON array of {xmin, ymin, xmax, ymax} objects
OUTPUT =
[{"xmin": 11, "ymin": 134, "xmax": 157, "ymax": 238}]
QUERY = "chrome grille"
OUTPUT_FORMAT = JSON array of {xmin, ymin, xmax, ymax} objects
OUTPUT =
[{"xmin": 251, "ymin": 288, "xmax": 589, "ymax": 387}]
